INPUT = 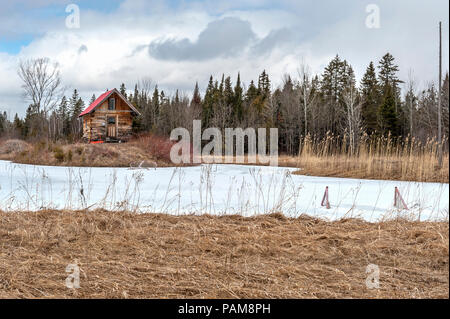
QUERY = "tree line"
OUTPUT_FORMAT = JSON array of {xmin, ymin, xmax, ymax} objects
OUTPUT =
[{"xmin": 0, "ymin": 53, "xmax": 448, "ymax": 155}]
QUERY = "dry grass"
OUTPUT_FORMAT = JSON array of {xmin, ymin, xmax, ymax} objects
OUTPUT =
[
  {"xmin": 1, "ymin": 133, "xmax": 449, "ymax": 183},
  {"xmin": 0, "ymin": 138, "xmax": 180, "ymax": 168},
  {"xmin": 0, "ymin": 139, "xmax": 31, "ymax": 155},
  {"xmin": 294, "ymin": 133, "xmax": 449, "ymax": 183},
  {"xmin": 0, "ymin": 210, "xmax": 447, "ymax": 299}
]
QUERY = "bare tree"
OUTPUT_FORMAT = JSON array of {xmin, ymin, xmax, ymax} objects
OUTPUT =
[
  {"xmin": 405, "ymin": 70, "xmax": 418, "ymax": 136},
  {"xmin": 343, "ymin": 79, "xmax": 362, "ymax": 155},
  {"xmin": 18, "ymin": 58, "xmax": 62, "ymax": 116},
  {"xmin": 297, "ymin": 60, "xmax": 316, "ymax": 137},
  {"xmin": 18, "ymin": 58, "xmax": 63, "ymax": 139},
  {"xmin": 138, "ymin": 77, "xmax": 153, "ymax": 99}
]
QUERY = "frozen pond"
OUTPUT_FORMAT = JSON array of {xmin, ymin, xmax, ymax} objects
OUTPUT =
[{"xmin": 0, "ymin": 160, "xmax": 448, "ymax": 221}]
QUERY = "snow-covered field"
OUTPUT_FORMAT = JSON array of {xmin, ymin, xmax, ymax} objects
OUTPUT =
[{"xmin": 0, "ymin": 160, "xmax": 448, "ymax": 221}]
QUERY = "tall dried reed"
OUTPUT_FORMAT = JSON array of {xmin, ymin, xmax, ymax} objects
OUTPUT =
[{"xmin": 296, "ymin": 132, "xmax": 449, "ymax": 183}]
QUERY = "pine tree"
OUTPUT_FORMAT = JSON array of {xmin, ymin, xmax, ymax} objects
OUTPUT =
[
  {"xmin": 258, "ymin": 70, "xmax": 271, "ymax": 100},
  {"xmin": 23, "ymin": 104, "xmax": 39, "ymax": 138},
  {"xmin": 132, "ymin": 84, "xmax": 139, "ymax": 108},
  {"xmin": 379, "ymin": 85, "xmax": 400, "ymax": 136},
  {"xmin": 360, "ymin": 62, "xmax": 380, "ymax": 134},
  {"xmin": 13, "ymin": 113, "xmax": 25, "ymax": 138},
  {"xmin": 234, "ymin": 73, "xmax": 244, "ymax": 123},
  {"xmin": 202, "ymin": 76, "xmax": 215, "ymax": 127},
  {"xmin": 89, "ymin": 94, "xmax": 96, "ymax": 105},
  {"xmin": 70, "ymin": 90, "xmax": 80, "ymax": 118},
  {"xmin": 377, "ymin": 53, "xmax": 403, "ymax": 135},
  {"xmin": 217, "ymin": 76, "xmax": 232, "ymax": 127},
  {"xmin": 0, "ymin": 111, "xmax": 7, "ymax": 136},
  {"xmin": 378, "ymin": 53, "xmax": 402, "ymax": 94},
  {"xmin": 119, "ymin": 83, "xmax": 127, "ymax": 98},
  {"xmin": 69, "ymin": 89, "xmax": 84, "ymax": 138},
  {"xmin": 321, "ymin": 55, "xmax": 354, "ymax": 134},
  {"xmin": 246, "ymin": 80, "xmax": 259, "ymax": 104},
  {"xmin": 58, "ymin": 96, "xmax": 70, "ymax": 137},
  {"xmin": 151, "ymin": 85, "xmax": 160, "ymax": 128},
  {"xmin": 191, "ymin": 82, "xmax": 201, "ymax": 106},
  {"xmin": 219, "ymin": 74, "xmax": 225, "ymax": 97}
]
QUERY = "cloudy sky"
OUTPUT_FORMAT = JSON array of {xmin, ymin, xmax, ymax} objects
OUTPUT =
[{"xmin": 0, "ymin": 0, "xmax": 448, "ymax": 117}]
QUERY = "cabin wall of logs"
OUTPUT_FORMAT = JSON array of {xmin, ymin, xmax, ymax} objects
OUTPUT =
[{"xmin": 81, "ymin": 91, "xmax": 135, "ymax": 142}]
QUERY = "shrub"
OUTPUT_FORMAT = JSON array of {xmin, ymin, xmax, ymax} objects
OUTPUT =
[
  {"xmin": 0, "ymin": 139, "xmax": 30, "ymax": 154},
  {"xmin": 53, "ymin": 146, "xmax": 65, "ymax": 162},
  {"xmin": 132, "ymin": 133, "xmax": 176, "ymax": 162},
  {"xmin": 67, "ymin": 149, "xmax": 73, "ymax": 161}
]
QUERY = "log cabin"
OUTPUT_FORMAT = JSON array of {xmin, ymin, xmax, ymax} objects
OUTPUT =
[{"xmin": 78, "ymin": 88, "xmax": 141, "ymax": 142}]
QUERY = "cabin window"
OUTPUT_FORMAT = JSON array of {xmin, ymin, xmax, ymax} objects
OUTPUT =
[
  {"xmin": 107, "ymin": 116, "xmax": 116, "ymax": 124},
  {"xmin": 108, "ymin": 97, "xmax": 115, "ymax": 110}
]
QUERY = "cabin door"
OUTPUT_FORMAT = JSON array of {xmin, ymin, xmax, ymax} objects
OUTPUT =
[{"xmin": 107, "ymin": 116, "xmax": 117, "ymax": 138}]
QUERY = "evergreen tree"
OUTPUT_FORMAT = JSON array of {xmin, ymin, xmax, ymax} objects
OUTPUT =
[
  {"xmin": 379, "ymin": 85, "xmax": 400, "ymax": 136},
  {"xmin": 246, "ymin": 80, "xmax": 259, "ymax": 105},
  {"xmin": 191, "ymin": 82, "xmax": 202, "ymax": 106},
  {"xmin": 258, "ymin": 70, "xmax": 271, "ymax": 100},
  {"xmin": 378, "ymin": 53, "xmax": 402, "ymax": 95},
  {"xmin": 132, "ymin": 84, "xmax": 139, "ymax": 108},
  {"xmin": 23, "ymin": 104, "xmax": 39, "ymax": 138},
  {"xmin": 0, "ymin": 111, "xmax": 7, "ymax": 136},
  {"xmin": 223, "ymin": 76, "xmax": 234, "ymax": 123},
  {"xmin": 70, "ymin": 90, "xmax": 84, "ymax": 118},
  {"xmin": 202, "ymin": 76, "xmax": 215, "ymax": 127},
  {"xmin": 13, "ymin": 113, "xmax": 25, "ymax": 138},
  {"xmin": 190, "ymin": 82, "xmax": 202, "ymax": 118},
  {"xmin": 234, "ymin": 73, "xmax": 244, "ymax": 122},
  {"xmin": 321, "ymin": 55, "xmax": 354, "ymax": 134},
  {"xmin": 69, "ymin": 89, "xmax": 84, "ymax": 138},
  {"xmin": 360, "ymin": 62, "xmax": 380, "ymax": 134},
  {"xmin": 151, "ymin": 85, "xmax": 160, "ymax": 128},
  {"xmin": 58, "ymin": 96, "xmax": 70, "ymax": 137},
  {"xmin": 89, "ymin": 94, "xmax": 96, "ymax": 105},
  {"xmin": 377, "ymin": 53, "xmax": 402, "ymax": 135},
  {"xmin": 119, "ymin": 83, "xmax": 127, "ymax": 98}
]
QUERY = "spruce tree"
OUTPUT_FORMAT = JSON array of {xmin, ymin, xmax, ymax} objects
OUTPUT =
[
  {"xmin": 234, "ymin": 73, "xmax": 244, "ymax": 122},
  {"xmin": 89, "ymin": 94, "xmax": 96, "ymax": 105},
  {"xmin": 58, "ymin": 96, "xmax": 70, "ymax": 137},
  {"xmin": 202, "ymin": 76, "xmax": 215, "ymax": 127},
  {"xmin": 321, "ymin": 55, "xmax": 354, "ymax": 134},
  {"xmin": 191, "ymin": 82, "xmax": 202, "ymax": 112},
  {"xmin": 132, "ymin": 84, "xmax": 139, "ymax": 108},
  {"xmin": 69, "ymin": 90, "xmax": 84, "ymax": 138},
  {"xmin": 151, "ymin": 86, "xmax": 160, "ymax": 128},
  {"xmin": 379, "ymin": 85, "xmax": 400, "ymax": 136},
  {"xmin": 360, "ymin": 62, "xmax": 380, "ymax": 134},
  {"xmin": 377, "ymin": 53, "xmax": 403, "ymax": 135},
  {"xmin": 70, "ymin": 90, "xmax": 81, "ymax": 118},
  {"xmin": 378, "ymin": 53, "xmax": 402, "ymax": 94},
  {"xmin": 13, "ymin": 113, "xmax": 25, "ymax": 138},
  {"xmin": 119, "ymin": 83, "xmax": 127, "ymax": 98}
]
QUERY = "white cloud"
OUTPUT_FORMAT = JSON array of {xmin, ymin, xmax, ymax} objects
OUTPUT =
[{"xmin": 0, "ymin": 0, "xmax": 448, "ymax": 118}]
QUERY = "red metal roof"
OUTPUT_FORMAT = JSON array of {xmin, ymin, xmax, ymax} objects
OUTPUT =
[{"xmin": 79, "ymin": 89, "xmax": 114, "ymax": 117}]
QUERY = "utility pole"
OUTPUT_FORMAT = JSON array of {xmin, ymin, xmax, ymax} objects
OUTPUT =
[{"xmin": 438, "ymin": 21, "xmax": 443, "ymax": 167}]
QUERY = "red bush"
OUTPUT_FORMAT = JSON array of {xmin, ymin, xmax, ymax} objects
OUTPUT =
[{"xmin": 133, "ymin": 133, "xmax": 176, "ymax": 162}]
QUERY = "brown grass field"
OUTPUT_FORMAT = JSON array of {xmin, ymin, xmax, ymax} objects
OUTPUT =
[
  {"xmin": 1, "ymin": 133, "xmax": 448, "ymax": 183},
  {"xmin": 0, "ymin": 210, "xmax": 448, "ymax": 299},
  {"xmin": 0, "ymin": 137, "xmax": 179, "ymax": 168}
]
